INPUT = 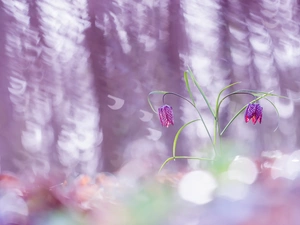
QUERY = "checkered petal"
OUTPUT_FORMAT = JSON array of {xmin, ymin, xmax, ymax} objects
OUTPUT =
[
  {"xmin": 255, "ymin": 104, "xmax": 263, "ymax": 124},
  {"xmin": 245, "ymin": 103, "xmax": 263, "ymax": 125},
  {"xmin": 245, "ymin": 103, "xmax": 256, "ymax": 123},
  {"xmin": 158, "ymin": 105, "xmax": 174, "ymax": 127}
]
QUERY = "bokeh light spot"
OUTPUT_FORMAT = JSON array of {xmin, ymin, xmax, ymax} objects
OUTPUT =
[
  {"xmin": 228, "ymin": 156, "xmax": 258, "ymax": 184},
  {"xmin": 178, "ymin": 170, "xmax": 217, "ymax": 205}
]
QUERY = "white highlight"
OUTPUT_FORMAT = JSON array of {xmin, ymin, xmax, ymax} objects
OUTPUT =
[
  {"xmin": 146, "ymin": 128, "xmax": 162, "ymax": 141},
  {"xmin": 178, "ymin": 170, "xmax": 217, "ymax": 205},
  {"xmin": 218, "ymin": 173, "xmax": 249, "ymax": 200},
  {"xmin": 271, "ymin": 150, "xmax": 300, "ymax": 180},
  {"xmin": 8, "ymin": 77, "xmax": 27, "ymax": 95},
  {"xmin": 107, "ymin": 95, "xmax": 125, "ymax": 110},
  {"xmin": 138, "ymin": 35, "xmax": 157, "ymax": 52},
  {"xmin": 139, "ymin": 110, "xmax": 153, "ymax": 122},
  {"xmin": 228, "ymin": 156, "xmax": 258, "ymax": 184}
]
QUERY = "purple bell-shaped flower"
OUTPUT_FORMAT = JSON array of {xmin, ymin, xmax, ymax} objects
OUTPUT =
[
  {"xmin": 158, "ymin": 105, "xmax": 174, "ymax": 127},
  {"xmin": 245, "ymin": 103, "xmax": 263, "ymax": 124}
]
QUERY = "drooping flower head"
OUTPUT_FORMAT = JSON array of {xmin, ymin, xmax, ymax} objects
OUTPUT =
[
  {"xmin": 245, "ymin": 103, "xmax": 263, "ymax": 124},
  {"xmin": 158, "ymin": 105, "xmax": 174, "ymax": 127}
]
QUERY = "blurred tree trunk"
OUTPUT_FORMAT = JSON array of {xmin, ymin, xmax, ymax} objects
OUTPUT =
[{"xmin": 0, "ymin": 0, "xmax": 300, "ymax": 176}]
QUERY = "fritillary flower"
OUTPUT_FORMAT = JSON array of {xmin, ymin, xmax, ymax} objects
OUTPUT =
[
  {"xmin": 158, "ymin": 105, "xmax": 174, "ymax": 127},
  {"xmin": 245, "ymin": 103, "xmax": 263, "ymax": 124}
]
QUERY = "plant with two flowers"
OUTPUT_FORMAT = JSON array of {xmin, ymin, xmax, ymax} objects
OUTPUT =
[{"xmin": 148, "ymin": 67, "xmax": 289, "ymax": 172}]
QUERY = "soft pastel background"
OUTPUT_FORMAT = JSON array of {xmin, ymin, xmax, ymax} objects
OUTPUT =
[{"xmin": 0, "ymin": 0, "xmax": 300, "ymax": 224}]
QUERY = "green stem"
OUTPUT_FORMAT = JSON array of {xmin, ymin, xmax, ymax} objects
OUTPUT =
[
  {"xmin": 213, "ymin": 82, "xmax": 241, "ymax": 153},
  {"xmin": 148, "ymin": 91, "xmax": 169, "ymax": 113},
  {"xmin": 184, "ymin": 71, "xmax": 196, "ymax": 105},
  {"xmin": 159, "ymin": 156, "xmax": 214, "ymax": 172},
  {"xmin": 162, "ymin": 92, "xmax": 194, "ymax": 106},
  {"xmin": 262, "ymin": 97, "xmax": 280, "ymax": 132},
  {"xmin": 187, "ymin": 67, "xmax": 215, "ymax": 117},
  {"xmin": 194, "ymin": 107, "xmax": 215, "ymax": 157},
  {"xmin": 215, "ymin": 82, "xmax": 242, "ymax": 110},
  {"xmin": 216, "ymin": 91, "xmax": 257, "ymax": 140},
  {"xmin": 172, "ymin": 119, "xmax": 201, "ymax": 158},
  {"xmin": 163, "ymin": 92, "xmax": 215, "ymax": 155},
  {"xmin": 213, "ymin": 116, "xmax": 218, "ymax": 151},
  {"xmin": 220, "ymin": 92, "xmax": 272, "ymax": 136},
  {"xmin": 219, "ymin": 91, "xmax": 256, "ymax": 107}
]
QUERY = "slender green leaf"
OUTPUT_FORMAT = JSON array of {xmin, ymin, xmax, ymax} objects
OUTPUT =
[
  {"xmin": 261, "ymin": 93, "xmax": 292, "ymax": 100},
  {"xmin": 264, "ymin": 98, "xmax": 280, "ymax": 132},
  {"xmin": 184, "ymin": 71, "xmax": 195, "ymax": 105},
  {"xmin": 148, "ymin": 91, "xmax": 168, "ymax": 113},
  {"xmin": 216, "ymin": 82, "xmax": 241, "ymax": 107},
  {"xmin": 174, "ymin": 156, "xmax": 214, "ymax": 160},
  {"xmin": 159, "ymin": 157, "xmax": 174, "ymax": 172},
  {"xmin": 196, "ymin": 109, "xmax": 215, "ymax": 151},
  {"xmin": 232, "ymin": 89, "xmax": 292, "ymax": 100},
  {"xmin": 220, "ymin": 93, "xmax": 270, "ymax": 136},
  {"xmin": 217, "ymin": 90, "xmax": 290, "ymax": 133},
  {"xmin": 162, "ymin": 92, "xmax": 194, "ymax": 107},
  {"xmin": 173, "ymin": 119, "xmax": 201, "ymax": 157},
  {"xmin": 218, "ymin": 90, "xmax": 257, "ymax": 112},
  {"xmin": 187, "ymin": 66, "xmax": 215, "ymax": 117},
  {"xmin": 159, "ymin": 155, "xmax": 214, "ymax": 172},
  {"xmin": 215, "ymin": 82, "xmax": 241, "ymax": 143}
]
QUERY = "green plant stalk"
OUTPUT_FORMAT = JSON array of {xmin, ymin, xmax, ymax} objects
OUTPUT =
[
  {"xmin": 213, "ymin": 116, "xmax": 219, "ymax": 154},
  {"xmin": 168, "ymin": 107, "xmax": 215, "ymax": 159},
  {"xmin": 148, "ymin": 91, "xmax": 194, "ymax": 113},
  {"xmin": 162, "ymin": 92, "xmax": 194, "ymax": 106},
  {"xmin": 216, "ymin": 82, "xmax": 242, "ymax": 109},
  {"xmin": 172, "ymin": 119, "xmax": 201, "ymax": 157},
  {"xmin": 184, "ymin": 71, "xmax": 195, "ymax": 105},
  {"xmin": 215, "ymin": 91, "xmax": 255, "ymax": 150},
  {"xmin": 220, "ymin": 92, "xmax": 272, "ymax": 136},
  {"xmin": 162, "ymin": 92, "xmax": 215, "ymax": 152},
  {"xmin": 213, "ymin": 82, "xmax": 241, "ymax": 152},
  {"xmin": 216, "ymin": 90, "xmax": 257, "ymax": 137},
  {"xmin": 159, "ymin": 156, "xmax": 214, "ymax": 172},
  {"xmin": 230, "ymin": 89, "xmax": 292, "ymax": 100},
  {"xmin": 149, "ymin": 90, "xmax": 215, "ymax": 156},
  {"xmin": 148, "ymin": 91, "xmax": 169, "ymax": 113},
  {"xmin": 187, "ymin": 67, "xmax": 215, "ymax": 117},
  {"xmin": 183, "ymin": 70, "xmax": 215, "ymax": 154},
  {"xmin": 261, "ymin": 97, "xmax": 280, "ymax": 132},
  {"xmin": 195, "ymin": 107, "xmax": 215, "ymax": 155},
  {"xmin": 215, "ymin": 89, "xmax": 284, "ymax": 144}
]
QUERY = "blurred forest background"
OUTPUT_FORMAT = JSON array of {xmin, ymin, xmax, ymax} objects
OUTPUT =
[{"xmin": 0, "ymin": 0, "xmax": 300, "ymax": 179}]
